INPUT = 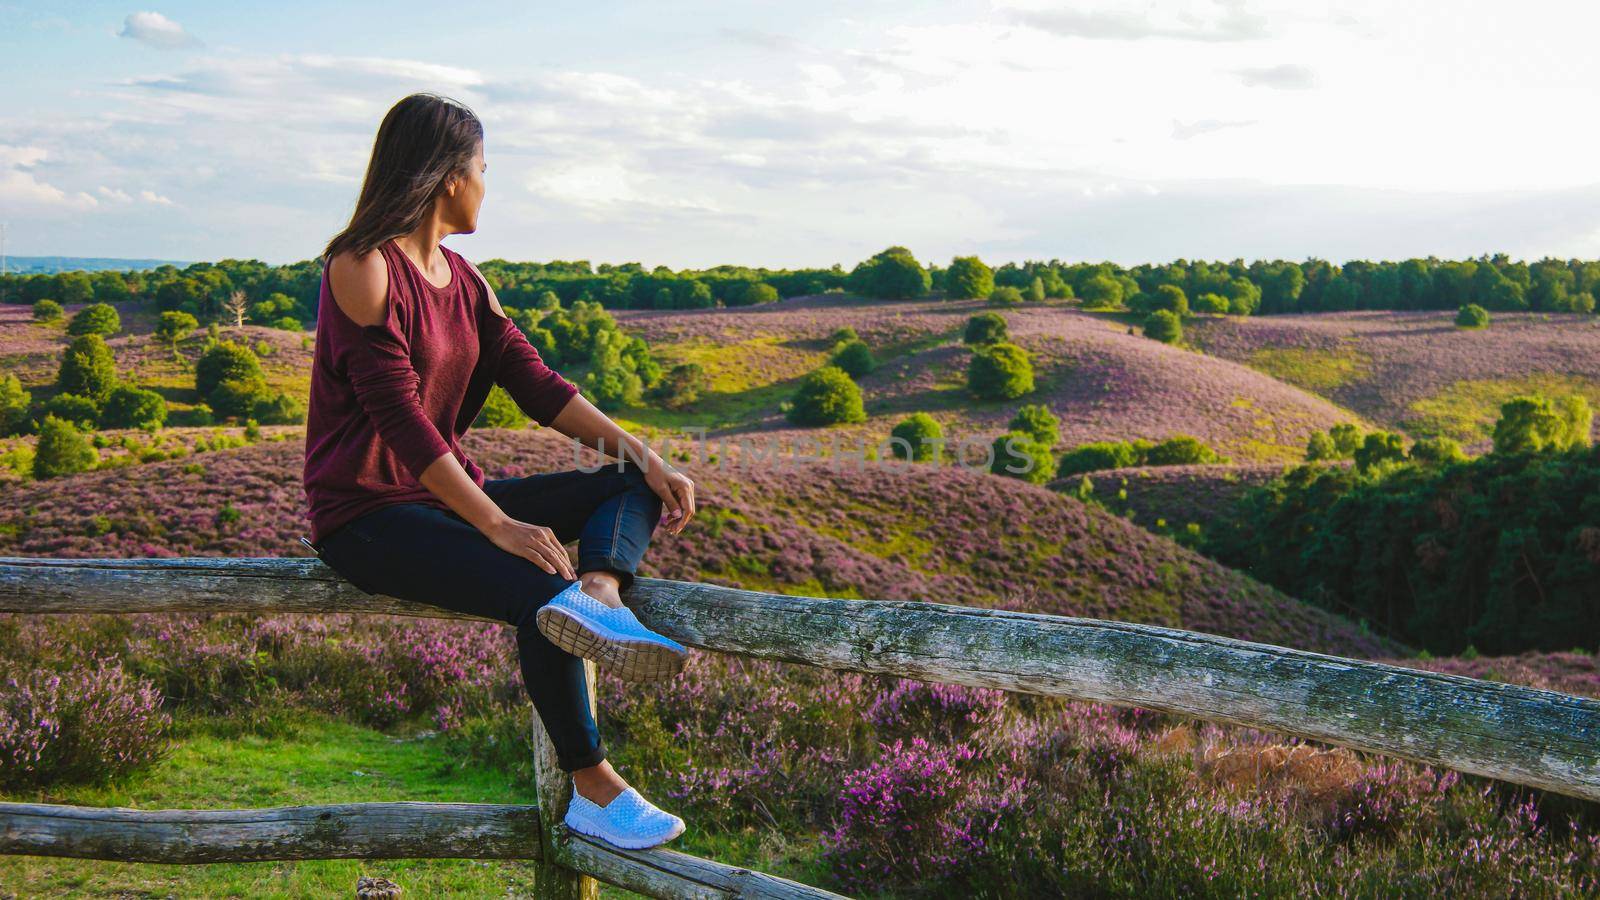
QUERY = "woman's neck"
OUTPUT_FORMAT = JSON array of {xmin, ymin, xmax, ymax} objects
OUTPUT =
[{"xmin": 392, "ymin": 217, "xmax": 454, "ymax": 272}]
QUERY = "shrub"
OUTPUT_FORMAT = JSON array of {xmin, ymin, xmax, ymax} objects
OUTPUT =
[
  {"xmin": 251, "ymin": 390, "xmax": 307, "ymax": 426},
  {"xmin": 1141, "ymin": 284, "xmax": 1189, "ymax": 316},
  {"xmin": 1008, "ymin": 403, "xmax": 1059, "ymax": 446},
  {"xmin": 1145, "ymin": 434, "xmax": 1224, "ymax": 466},
  {"xmin": 195, "ymin": 340, "xmax": 265, "ymax": 400},
  {"xmin": 847, "ymin": 247, "xmax": 930, "ymax": 299},
  {"xmin": 32, "ymin": 299, "xmax": 63, "ymax": 321},
  {"xmin": 647, "ymin": 363, "xmax": 709, "ymax": 410},
  {"xmin": 787, "ymin": 366, "xmax": 867, "ymax": 426},
  {"xmin": 1354, "ymin": 431, "xmax": 1407, "ymax": 472},
  {"xmin": 945, "ymin": 256, "xmax": 995, "ymax": 299},
  {"xmin": 821, "ymin": 737, "xmax": 1019, "ymax": 894},
  {"xmin": 827, "ymin": 326, "xmax": 859, "ymax": 346},
  {"xmin": 967, "ymin": 342, "xmax": 1033, "ymax": 400},
  {"xmin": 888, "ymin": 413, "xmax": 943, "ymax": 462},
  {"xmin": 58, "ymin": 333, "xmax": 119, "ymax": 402},
  {"xmin": 155, "ymin": 310, "xmax": 198, "ymax": 352},
  {"xmin": 100, "ymin": 385, "xmax": 167, "ymax": 429},
  {"xmin": 1306, "ymin": 431, "xmax": 1339, "ymax": 461},
  {"xmin": 986, "ymin": 286, "xmax": 1024, "ymax": 308},
  {"xmin": 209, "ymin": 376, "xmax": 272, "ymax": 421},
  {"xmin": 0, "ymin": 374, "xmax": 30, "ymax": 436},
  {"xmin": 1456, "ymin": 303, "xmax": 1490, "ymax": 329},
  {"xmin": 1329, "ymin": 423, "xmax": 1365, "ymax": 457},
  {"xmin": 1056, "ymin": 441, "xmax": 1142, "ymax": 478},
  {"xmin": 1025, "ymin": 276, "xmax": 1046, "ymax": 302},
  {"xmin": 963, "ymin": 312, "xmax": 1008, "ymax": 345},
  {"xmin": 1194, "ymin": 292, "xmax": 1230, "ymax": 314},
  {"xmin": 41, "ymin": 393, "xmax": 100, "ymax": 431},
  {"xmin": 66, "ymin": 302, "xmax": 120, "ymax": 337},
  {"xmin": 32, "ymin": 414, "xmax": 98, "ymax": 478},
  {"xmin": 732, "ymin": 281, "xmax": 780, "ymax": 306},
  {"xmin": 0, "ymin": 657, "xmax": 171, "ymax": 790},
  {"xmin": 830, "ymin": 339, "xmax": 876, "ymax": 378},
  {"xmin": 1143, "ymin": 309, "xmax": 1183, "ymax": 344},
  {"xmin": 1078, "ymin": 274, "xmax": 1124, "ymax": 309},
  {"xmin": 1408, "ymin": 436, "xmax": 1468, "ymax": 466},
  {"xmin": 990, "ymin": 431, "xmax": 1055, "ymax": 484},
  {"xmin": 1492, "ymin": 394, "xmax": 1592, "ymax": 454}
]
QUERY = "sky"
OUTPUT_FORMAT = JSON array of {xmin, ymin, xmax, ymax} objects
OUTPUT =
[{"xmin": 4, "ymin": 0, "xmax": 1600, "ymax": 269}]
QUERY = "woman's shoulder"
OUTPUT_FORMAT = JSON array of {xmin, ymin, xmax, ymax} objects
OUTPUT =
[{"xmin": 325, "ymin": 245, "xmax": 393, "ymax": 329}]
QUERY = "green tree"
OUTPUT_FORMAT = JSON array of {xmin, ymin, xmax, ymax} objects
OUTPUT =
[
  {"xmin": 732, "ymin": 281, "xmax": 780, "ymax": 306},
  {"xmin": 58, "ymin": 334, "xmax": 119, "ymax": 403},
  {"xmin": 1056, "ymin": 441, "xmax": 1142, "ymax": 478},
  {"xmin": 945, "ymin": 256, "xmax": 995, "ymax": 299},
  {"xmin": 1493, "ymin": 394, "xmax": 1592, "ymax": 454},
  {"xmin": 1193, "ymin": 293, "xmax": 1230, "ymax": 314},
  {"xmin": 32, "ymin": 414, "xmax": 98, "ymax": 478},
  {"xmin": 647, "ymin": 363, "xmax": 709, "ymax": 410},
  {"xmin": 990, "ymin": 431, "xmax": 1055, "ymax": 484},
  {"xmin": 1078, "ymin": 274, "xmax": 1124, "ymax": 309},
  {"xmin": 0, "ymin": 374, "xmax": 30, "ymax": 436},
  {"xmin": 41, "ymin": 393, "xmax": 99, "ymax": 431},
  {"xmin": 1456, "ymin": 303, "xmax": 1490, "ymax": 329},
  {"xmin": 156, "ymin": 310, "xmax": 199, "ymax": 356},
  {"xmin": 1354, "ymin": 431, "xmax": 1407, "ymax": 472},
  {"xmin": 251, "ymin": 390, "xmax": 307, "ymax": 425},
  {"xmin": 1408, "ymin": 436, "xmax": 1468, "ymax": 466},
  {"xmin": 847, "ymin": 247, "xmax": 930, "ymax": 300},
  {"xmin": 787, "ymin": 365, "xmax": 867, "ymax": 426},
  {"xmin": 1145, "ymin": 434, "xmax": 1223, "ymax": 466},
  {"xmin": 963, "ymin": 312, "xmax": 1007, "ymax": 346},
  {"xmin": 888, "ymin": 413, "xmax": 943, "ymax": 462},
  {"xmin": 987, "ymin": 286, "xmax": 1024, "ymax": 308},
  {"xmin": 1329, "ymin": 423, "xmax": 1365, "ymax": 457},
  {"xmin": 831, "ymin": 339, "xmax": 876, "ymax": 379},
  {"xmin": 1143, "ymin": 309, "xmax": 1182, "ymax": 344},
  {"xmin": 967, "ymin": 342, "xmax": 1033, "ymax": 401},
  {"xmin": 475, "ymin": 384, "xmax": 530, "ymax": 429},
  {"xmin": 100, "ymin": 385, "xmax": 167, "ymax": 430},
  {"xmin": 195, "ymin": 340, "xmax": 265, "ymax": 401},
  {"xmin": 1025, "ymin": 276, "xmax": 1046, "ymax": 302},
  {"xmin": 1306, "ymin": 431, "xmax": 1339, "ymax": 461},
  {"xmin": 32, "ymin": 299, "xmax": 63, "ymax": 321},
  {"xmin": 67, "ymin": 302, "xmax": 121, "ymax": 337},
  {"xmin": 1008, "ymin": 403, "xmax": 1059, "ymax": 446}
]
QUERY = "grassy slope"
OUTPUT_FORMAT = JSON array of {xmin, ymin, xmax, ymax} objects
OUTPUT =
[
  {"xmin": 1186, "ymin": 309, "xmax": 1600, "ymax": 450},
  {"xmin": 613, "ymin": 295, "xmax": 1367, "ymax": 464}
]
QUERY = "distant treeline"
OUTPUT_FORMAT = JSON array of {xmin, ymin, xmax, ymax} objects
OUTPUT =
[{"xmin": 5, "ymin": 249, "xmax": 1598, "ymax": 329}]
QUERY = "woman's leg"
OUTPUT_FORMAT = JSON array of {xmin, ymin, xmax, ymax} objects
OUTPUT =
[
  {"xmin": 313, "ymin": 502, "xmax": 606, "ymax": 773},
  {"xmin": 480, "ymin": 456, "xmax": 665, "ymax": 597}
]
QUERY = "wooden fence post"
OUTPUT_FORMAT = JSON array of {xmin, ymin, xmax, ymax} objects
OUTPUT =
[{"xmin": 531, "ymin": 657, "xmax": 600, "ymax": 899}]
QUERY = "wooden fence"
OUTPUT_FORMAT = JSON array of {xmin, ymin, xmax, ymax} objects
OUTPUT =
[{"xmin": 1, "ymin": 556, "xmax": 1598, "ymax": 898}]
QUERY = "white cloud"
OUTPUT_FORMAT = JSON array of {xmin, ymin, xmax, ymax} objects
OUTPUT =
[
  {"xmin": 998, "ymin": 0, "xmax": 1272, "ymax": 42},
  {"xmin": 1232, "ymin": 63, "xmax": 1316, "ymax": 89},
  {"xmin": 117, "ymin": 11, "xmax": 200, "ymax": 50},
  {"xmin": 0, "ymin": 145, "xmax": 98, "ymax": 214},
  {"xmin": 98, "ymin": 185, "xmax": 134, "ymax": 203},
  {"xmin": 139, "ymin": 189, "xmax": 174, "ymax": 205}
]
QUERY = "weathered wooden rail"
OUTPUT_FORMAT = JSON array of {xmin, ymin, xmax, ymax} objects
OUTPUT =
[{"xmin": 2, "ymin": 556, "xmax": 1598, "ymax": 897}]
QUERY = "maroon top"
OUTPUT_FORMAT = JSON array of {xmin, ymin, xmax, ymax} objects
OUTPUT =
[{"xmin": 302, "ymin": 238, "xmax": 580, "ymax": 544}]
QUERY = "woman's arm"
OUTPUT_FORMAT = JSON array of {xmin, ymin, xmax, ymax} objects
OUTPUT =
[{"xmin": 464, "ymin": 258, "xmax": 698, "ymax": 535}]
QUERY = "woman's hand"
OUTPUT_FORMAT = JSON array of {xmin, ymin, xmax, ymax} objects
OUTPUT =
[
  {"xmin": 484, "ymin": 516, "xmax": 576, "ymax": 579},
  {"xmin": 645, "ymin": 458, "xmax": 697, "ymax": 535}
]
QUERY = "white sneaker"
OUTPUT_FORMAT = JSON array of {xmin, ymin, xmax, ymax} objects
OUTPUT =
[
  {"xmin": 535, "ymin": 580, "xmax": 689, "ymax": 682},
  {"xmin": 564, "ymin": 785, "xmax": 687, "ymax": 850}
]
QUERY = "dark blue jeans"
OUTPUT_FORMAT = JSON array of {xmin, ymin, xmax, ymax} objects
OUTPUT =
[{"xmin": 310, "ymin": 457, "xmax": 664, "ymax": 772}]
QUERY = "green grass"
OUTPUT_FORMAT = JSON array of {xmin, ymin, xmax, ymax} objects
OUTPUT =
[
  {"xmin": 0, "ymin": 708, "xmax": 837, "ymax": 898},
  {"xmin": 1405, "ymin": 373, "xmax": 1600, "ymax": 443},
  {"xmin": 1244, "ymin": 346, "xmax": 1373, "ymax": 393}
]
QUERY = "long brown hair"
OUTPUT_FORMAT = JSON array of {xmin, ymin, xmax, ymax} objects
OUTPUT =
[{"xmin": 321, "ymin": 92, "xmax": 483, "ymax": 263}]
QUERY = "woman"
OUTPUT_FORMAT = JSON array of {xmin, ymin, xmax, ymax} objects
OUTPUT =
[{"xmin": 301, "ymin": 92, "xmax": 697, "ymax": 850}]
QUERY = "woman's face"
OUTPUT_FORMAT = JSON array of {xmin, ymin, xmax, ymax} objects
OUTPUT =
[{"xmin": 443, "ymin": 141, "xmax": 486, "ymax": 234}]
